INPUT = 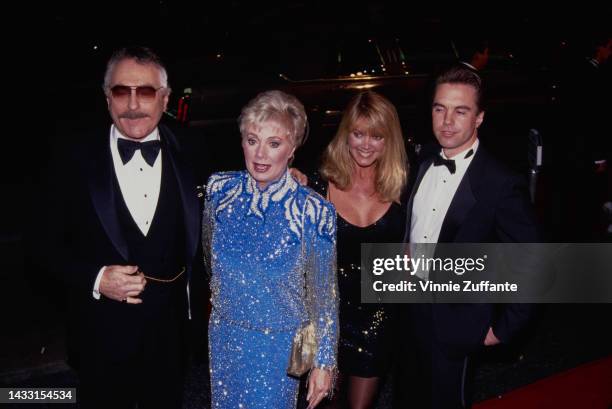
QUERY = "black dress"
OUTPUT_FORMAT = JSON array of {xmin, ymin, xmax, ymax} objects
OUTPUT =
[{"xmin": 309, "ymin": 173, "xmax": 405, "ymax": 377}]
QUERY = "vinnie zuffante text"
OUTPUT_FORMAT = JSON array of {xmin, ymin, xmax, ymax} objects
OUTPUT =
[{"xmin": 370, "ymin": 255, "xmax": 518, "ymax": 293}]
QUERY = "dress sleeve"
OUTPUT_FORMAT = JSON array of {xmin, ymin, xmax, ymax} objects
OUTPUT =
[
  {"xmin": 304, "ymin": 196, "xmax": 339, "ymax": 369},
  {"xmin": 202, "ymin": 174, "xmax": 219, "ymax": 278}
]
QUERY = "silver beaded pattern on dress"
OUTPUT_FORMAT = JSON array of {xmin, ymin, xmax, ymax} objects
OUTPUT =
[{"xmin": 203, "ymin": 170, "xmax": 338, "ymax": 408}]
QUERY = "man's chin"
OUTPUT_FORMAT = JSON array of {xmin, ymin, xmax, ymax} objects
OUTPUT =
[
  {"xmin": 116, "ymin": 117, "xmax": 155, "ymax": 138},
  {"xmin": 117, "ymin": 125, "xmax": 153, "ymax": 140}
]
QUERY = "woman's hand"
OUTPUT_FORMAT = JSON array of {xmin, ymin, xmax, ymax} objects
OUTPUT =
[{"xmin": 306, "ymin": 367, "xmax": 332, "ymax": 409}]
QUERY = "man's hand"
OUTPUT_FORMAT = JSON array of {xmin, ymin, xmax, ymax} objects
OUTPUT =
[
  {"xmin": 99, "ymin": 265, "xmax": 146, "ymax": 304},
  {"xmin": 289, "ymin": 167, "xmax": 308, "ymax": 186},
  {"xmin": 484, "ymin": 327, "xmax": 501, "ymax": 346},
  {"xmin": 306, "ymin": 368, "xmax": 332, "ymax": 409}
]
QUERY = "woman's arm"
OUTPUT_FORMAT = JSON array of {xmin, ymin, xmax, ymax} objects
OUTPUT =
[
  {"xmin": 305, "ymin": 197, "xmax": 338, "ymax": 369},
  {"xmin": 304, "ymin": 195, "xmax": 338, "ymax": 408},
  {"xmin": 201, "ymin": 195, "xmax": 214, "ymax": 277}
]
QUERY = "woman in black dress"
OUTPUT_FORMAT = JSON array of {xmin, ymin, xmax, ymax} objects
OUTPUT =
[{"xmin": 309, "ymin": 91, "xmax": 408, "ymax": 409}]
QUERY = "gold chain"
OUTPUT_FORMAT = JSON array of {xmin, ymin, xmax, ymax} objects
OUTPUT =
[{"xmin": 142, "ymin": 267, "xmax": 186, "ymax": 283}]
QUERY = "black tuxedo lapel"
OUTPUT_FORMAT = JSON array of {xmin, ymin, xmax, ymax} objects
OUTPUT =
[
  {"xmin": 87, "ymin": 131, "xmax": 130, "ymax": 261},
  {"xmin": 437, "ymin": 149, "xmax": 483, "ymax": 243},
  {"xmin": 159, "ymin": 125, "xmax": 199, "ymax": 265},
  {"xmin": 403, "ymin": 155, "xmax": 434, "ymax": 242}
]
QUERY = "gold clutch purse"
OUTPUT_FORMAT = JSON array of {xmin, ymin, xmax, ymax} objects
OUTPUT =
[{"xmin": 287, "ymin": 322, "xmax": 317, "ymax": 377}]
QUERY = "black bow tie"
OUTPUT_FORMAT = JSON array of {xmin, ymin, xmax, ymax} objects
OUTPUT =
[
  {"xmin": 433, "ymin": 155, "xmax": 456, "ymax": 174},
  {"xmin": 433, "ymin": 149, "xmax": 474, "ymax": 174},
  {"xmin": 117, "ymin": 139, "xmax": 161, "ymax": 166}
]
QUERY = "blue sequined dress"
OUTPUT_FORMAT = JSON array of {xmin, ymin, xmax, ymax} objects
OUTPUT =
[{"xmin": 202, "ymin": 170, "xmax": 339, "ymax": 409}]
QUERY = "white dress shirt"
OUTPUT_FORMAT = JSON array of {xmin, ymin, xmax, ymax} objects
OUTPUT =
[
  {"xmin": 93, "ymin": 125, "xmax": 163, "ymax": 299},
  {"xmin": 410, "ymin": 139, "xmax": 479, "ymax": 244},
  {"xmin": 409, "ymin": 139, "xmax": 479, "ymax": 280}
]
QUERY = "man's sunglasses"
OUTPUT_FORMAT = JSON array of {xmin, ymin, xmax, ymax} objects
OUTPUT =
[{"xmin": 109, "ymin": 85, "xmax": 165, "ymax": 101}]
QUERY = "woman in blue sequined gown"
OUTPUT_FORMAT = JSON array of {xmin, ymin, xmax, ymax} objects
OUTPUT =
[
  {"xmin": 309, "ymin": 91, "xmax": 408, "ymax": 409},
  {"xmin": 202, "ymin": 90, "xmax": 339, "ymax": 409}
]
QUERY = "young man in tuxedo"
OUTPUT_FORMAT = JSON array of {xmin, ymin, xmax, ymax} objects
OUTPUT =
[
  {"xmin": 36, "ymin": 47, "xmax": 200, "ymax": 408},
  {"xmin": 394, "ymin": 65, "xmax": 540, "ymax": 408}
]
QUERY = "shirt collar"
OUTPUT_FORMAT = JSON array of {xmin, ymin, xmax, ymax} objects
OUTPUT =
[
  {"xmin": 440, "ymin": 138, "xmax": 479, "ymax": 173},
  {"xmin": 244, "ymin": 169, "xmax": 298, "ymax": 218},
  {"xmin": 441, "ymin": 138, "xmax": 478, "ymax": 160},
  {"xmin": 246, "ymin": 168, "xmax": 296, "ymax": 196}
]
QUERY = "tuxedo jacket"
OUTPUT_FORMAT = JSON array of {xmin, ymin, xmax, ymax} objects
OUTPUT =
[
  {"xmin": 404, "ymin": 144, "xmax": 540, "ymax": 358},
  {"xmin": 34, "ymin": 123, "xmax": 200, "ymax": 363}
]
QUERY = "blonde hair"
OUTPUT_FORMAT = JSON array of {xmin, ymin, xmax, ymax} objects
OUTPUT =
[
  {"xmin": 239, "ymin": 90, "xmax": 308, "ymax": 148},
  {"xmin": 320, "ymin": 91, "xmax": 408, "ymax": 203}
]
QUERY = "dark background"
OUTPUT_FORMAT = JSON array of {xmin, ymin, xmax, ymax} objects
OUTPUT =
[{"xmin": 1, "ymin": 2, "xmax": 611, "ymax": 407}]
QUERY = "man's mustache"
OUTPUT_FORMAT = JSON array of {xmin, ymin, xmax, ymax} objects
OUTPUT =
[{"xmin": 119, "ymin": 111, "xmax": 149, "ymax": 119}]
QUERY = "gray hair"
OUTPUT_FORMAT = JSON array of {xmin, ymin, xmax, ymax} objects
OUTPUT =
[
  {"xmin": 103, "ymin": 46, "xmax": 169, "ymax": 93},
  {"xmin": 239, "ymin": 90, "xmax": 308, "ymax": 148}
]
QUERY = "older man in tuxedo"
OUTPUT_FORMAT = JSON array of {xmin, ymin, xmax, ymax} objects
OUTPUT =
[
  {"xmin": 37, "ymin": 47, "xmax": 200, "ymax": 408},
  {"xmin": 395, "ymin": 65, "xmax": 540, "ymax": 409}
]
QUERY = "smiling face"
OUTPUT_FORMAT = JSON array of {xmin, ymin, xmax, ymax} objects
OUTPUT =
[
  {"xmin": 106, "ymin": 58, "xmax": 169, "ymax": 140},
  {"xmin": 347, "ymin": 117, "xmax": 385, "ymax": 168},
  {"xmin": 432, "ymin": 83, "xmax": 484, "ymax": 158},
  {"xmin": 242, "ymin": 120, "xmax": 296, "ymax": 189}
]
